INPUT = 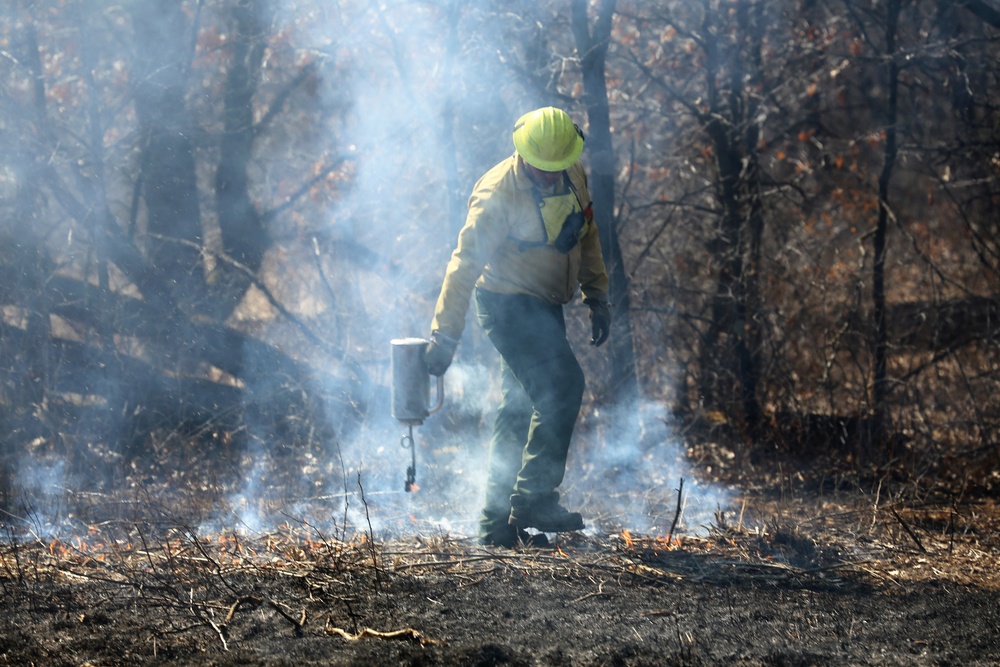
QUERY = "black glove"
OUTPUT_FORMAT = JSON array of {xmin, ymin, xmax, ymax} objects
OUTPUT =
[
  {"xmin": 584, "ymin": 298, "xmax": 611, "ymax": 347},
  {"xmin": 423, "ymin": 331, "xmax": 458, "ymax": 376}
]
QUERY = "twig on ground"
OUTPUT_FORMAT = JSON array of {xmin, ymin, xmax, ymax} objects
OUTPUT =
[
  {"xmin": 571, "ymin": 580, "xmax": 608, "ymax": 603},
  {"xmin": 357, "ymin": 471, "xmax": 381, "ymax": 590},
  {"xmin": 667, "ymin": 478, "xmax": 685, "ymax": 543},
  {"xmin": 891, "ymin": 508, "xmax": 927, "ymax": 553},
  {"xmin": 871, "ymin": 479, "xmax": 883, "ymax": 532},
  {"xmin": 207, "ymin": 618, "xmax": 229, "ymax": 651},
  {"xmin": 185, "ymin": 528, "xmax": 241, "ymax": 597},
  {"xmin": 225, "ymin": 596, "xmax": 262, "ymax": 624},
  {"xmin": 268, "ymin": 599, "xmax": 306, "ymax": 636}
]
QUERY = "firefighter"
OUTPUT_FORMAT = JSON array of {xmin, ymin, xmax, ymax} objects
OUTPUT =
[{"xmin": 424, "ymin": 106, "xmax": 611, "ymax": 547}]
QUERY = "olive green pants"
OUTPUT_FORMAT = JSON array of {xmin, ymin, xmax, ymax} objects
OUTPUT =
[{"xmin": 474, "ymin": 288, "xmax": 585, "ymax": 536}]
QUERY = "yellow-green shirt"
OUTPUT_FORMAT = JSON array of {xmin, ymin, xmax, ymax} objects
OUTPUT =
[{"xmin": 430, "ymin": 155, "xmax": 610, "ymax": 340}]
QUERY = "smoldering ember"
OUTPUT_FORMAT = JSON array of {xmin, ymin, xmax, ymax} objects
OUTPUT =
[{"xmin": 2, "ymin": 1, "xmax": 1000, "ymax": 666}]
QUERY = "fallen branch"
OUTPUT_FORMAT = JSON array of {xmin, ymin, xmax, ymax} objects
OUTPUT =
[{"xmin": 324, "ymin": 624, "xmax": 445, "ymax": 647}]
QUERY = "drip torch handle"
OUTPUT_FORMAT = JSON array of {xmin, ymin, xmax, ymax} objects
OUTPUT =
[{"xmin": 427, "ymin": 374, "xmax": 444, "ymax": 415}]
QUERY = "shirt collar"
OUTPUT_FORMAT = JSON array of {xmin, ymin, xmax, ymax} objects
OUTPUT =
[{"xmin": 512, "ymin": 154, "xmax": 534, "ymax": 191}]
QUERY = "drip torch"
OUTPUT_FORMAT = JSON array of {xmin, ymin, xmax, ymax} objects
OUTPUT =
[{"xmin": 390, "ymin": 338, "xmax": 444, "ymax": 492}]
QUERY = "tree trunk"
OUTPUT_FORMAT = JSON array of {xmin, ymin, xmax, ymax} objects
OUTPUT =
[
  {"xmin": 212, "ymin": 0, "xmax": 271, "ymax": 317},
  {"xmin": 869, "ymin": 0, "xmax": 902, "ymax": 462},
  {"xmin": 696, "ymin": 0, "xmax": 763, "ymax": 441},
  {"xmin": 131, "ymin": 0, "xmax": 205, "ymax": 316},
  {"xmin": 571, "ymin": 0, "xmax": 639, "ymax": 404}
]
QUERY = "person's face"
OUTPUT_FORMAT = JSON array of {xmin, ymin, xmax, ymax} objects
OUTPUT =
[{"xmin": 524, "ymin": 161, "xmax": 562, "ymax": 187}]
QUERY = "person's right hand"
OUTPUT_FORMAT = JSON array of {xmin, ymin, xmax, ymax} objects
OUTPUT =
[{"xmin": 423, "ymin": 331, "xmax": 458, "ymax": 376}]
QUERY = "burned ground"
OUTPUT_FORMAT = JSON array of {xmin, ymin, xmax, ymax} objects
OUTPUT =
[{"xmin": 1, "ymin": 436, "xmax": 999, "ymax": 667}]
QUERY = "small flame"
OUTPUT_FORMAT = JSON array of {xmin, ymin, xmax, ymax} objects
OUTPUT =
[
  {"xmin": 621, "ymin": 529, "xmax": 634, "ymax": 549},
  {"xmin": 655, "ymin": 534, "xmax": 681, "ymax": 551}
]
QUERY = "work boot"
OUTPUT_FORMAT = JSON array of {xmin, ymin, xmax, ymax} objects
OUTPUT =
[
  {"xmin": 508, "ymin": 492, "xmax": 584, "ymax": 533},
  {"xmin": 480, "ymin": 524, "xmax": 549, "ymax": 548}
]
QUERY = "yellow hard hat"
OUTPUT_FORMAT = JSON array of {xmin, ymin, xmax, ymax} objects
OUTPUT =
[{"xmin": 512, "ymin": 107, "xmax": 584, "ymax": 172}]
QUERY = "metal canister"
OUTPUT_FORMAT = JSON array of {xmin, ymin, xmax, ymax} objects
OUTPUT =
[{"xmin": 390, "ymin": 338, "xmax": 444, "ymax": 425}]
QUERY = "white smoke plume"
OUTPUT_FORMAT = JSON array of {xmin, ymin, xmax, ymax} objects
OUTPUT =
[{"xmin": 1, "ymin": 1, "xmax": 733, "ymax": 545}]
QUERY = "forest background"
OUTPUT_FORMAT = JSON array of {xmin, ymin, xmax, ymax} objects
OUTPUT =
[{"xmin": 1, "ymin": 0, "xmax": 999, "ymax": 541}]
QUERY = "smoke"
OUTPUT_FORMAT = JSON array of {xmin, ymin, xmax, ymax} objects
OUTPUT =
[
  {"xmin": 569, "ymin": 397, "xmax": 730, "ymax": 536},
  {"xmin": 0, "ymin": 1, "xmax": 734, "ymax": 544},
  {"xmin": 9, "ymin": 453, "xmax": 69, "ymax": 537},
  {"xmin": 305, "ymin": 358, "xmax": 499, "ymax": 540},
  {"xmin": 211, "ymin": 2, "xmax": 519, "ymax": 537}
]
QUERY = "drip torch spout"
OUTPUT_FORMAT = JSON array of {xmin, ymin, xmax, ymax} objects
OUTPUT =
[{"xmin": 401, "ymin": 425, "xmax": 418, "ymax": 492}]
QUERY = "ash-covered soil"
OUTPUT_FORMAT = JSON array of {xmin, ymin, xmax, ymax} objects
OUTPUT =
[
  {"xmin": 2, "ymin": 434, "xmax": 1000, "ymax": 666},
  {"xmin": 1, "ymin": 513, "xmax": 999, "ymax": 667}
]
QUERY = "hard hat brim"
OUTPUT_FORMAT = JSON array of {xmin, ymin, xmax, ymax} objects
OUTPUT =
[{"xmin": 513, "ymin": 131, "xmax": 584, "ymax": 172}]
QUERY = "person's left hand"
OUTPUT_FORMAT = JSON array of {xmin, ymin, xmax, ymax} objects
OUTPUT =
[
  {"xmin": 584, "ymin": 299, "xmax": 611, "ymax": 347},
  {"xmin": 424, "ymin": 331, "xmax": 458, "ymax": 376}
]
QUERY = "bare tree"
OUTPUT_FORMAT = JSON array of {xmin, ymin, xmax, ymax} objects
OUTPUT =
[
  {"xmin": 571, "ymin": 0, "xmax": 640, "ymax": 405},
  {"xmin": 613, "ymin": 0, "xmax": 783, "ymax": 441},
  {"xmin": 0, "ymin": 0, "xmax": 357, "ymax": 481}
]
